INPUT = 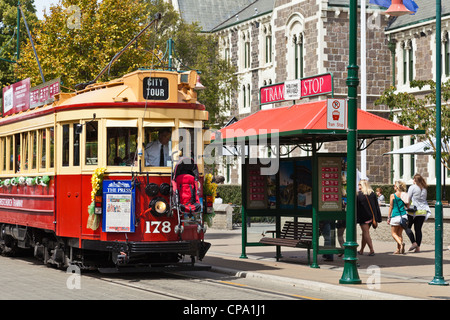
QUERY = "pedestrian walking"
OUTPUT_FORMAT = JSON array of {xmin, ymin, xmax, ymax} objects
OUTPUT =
[
  {"xmin": 356, "ymin": 180, "xmax": 381, "ymax": 256},
  {"xmin": 376, "ymin": 187, "xmax": 385, "ymax": 205},
  {"xmin": 407, "ymin": 173, "xmax": 431, "ymax": 253},
  {"xmin": 388, "ymin": 181, "xmax": 410, "ymax": 254}
]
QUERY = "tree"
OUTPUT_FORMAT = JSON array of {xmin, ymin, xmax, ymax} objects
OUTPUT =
[
  {"xmin": 0, "ymin": 0, "xmax": 37, "ymax": 87},
  {"xmin": 375, "ymin": 79, "xmax": 450, "ymax": 170},
  {"xmin": 15, "ymin": 0, "xmax": 237, "ymax": 128}
]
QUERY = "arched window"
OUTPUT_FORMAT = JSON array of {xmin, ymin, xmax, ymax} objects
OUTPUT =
[
  {"xmin": 401, "ymin": 40, "xmax": 414, "ymax": 84},
  {"xmin": 286, "ymin": 13, "xmax": 305, "ymax": 80}
]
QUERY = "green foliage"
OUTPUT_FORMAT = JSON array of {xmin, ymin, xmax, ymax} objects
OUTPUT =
[
  {"xmin": 0, "ymin": 0, "xmax": 37, "ymax": 88},
  {"xmin": 375, "ymin": 80, "xmax": 450, "ymax": 170},
  {"xmin": 14, "ymin": 0, "xmax": 238, "ymax": 128},
  {"xmin": 217, "ymin": 184, "xmax": 241, "ymax": 206}
]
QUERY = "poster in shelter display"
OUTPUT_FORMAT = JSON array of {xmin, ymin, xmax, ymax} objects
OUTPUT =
[
  {"xmin": 295, "ymin": 159, "xmax": 312, "ymax": 209},
  {"xmin": 279, "ymin": 161, "xmax": 294, "ymax": 209},
  {"xmin": 318, "ymin": 156, "xmax": 343, "ymax": 211},
  {"xmin": 246, "ymin": 164, "xmax": 268, "ymax": 209}
]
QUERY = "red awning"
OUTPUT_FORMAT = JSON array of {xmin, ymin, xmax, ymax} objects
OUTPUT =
[{"xmin": 216, "ymin": 100, "xmax": 422, "ymax": 144}]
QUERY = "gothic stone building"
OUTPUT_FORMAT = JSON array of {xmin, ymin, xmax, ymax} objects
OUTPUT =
[{"xmin": 170, "ymin": 0, "xmax": 450, "ymax": 186}]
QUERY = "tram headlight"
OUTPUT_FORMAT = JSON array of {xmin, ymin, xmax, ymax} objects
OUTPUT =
[
  {"xmin": 145, "ymin": 183, "xmax": 159, "ymax": 197},
  {"xmin": 159, "ymin": 183, "xmax": 170, "ymax": 196},
  {"xmin": 149, "ymin": 197, "xmax": 169, "ymax": 217}
]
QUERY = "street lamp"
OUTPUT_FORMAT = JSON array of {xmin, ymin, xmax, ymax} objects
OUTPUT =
[
  {"xmin": 340, "ymin": 0, "xmax": 414, "ymax": 285},
  {"xmin": 366, "ymin": 0, "xmax": 447, "ymax": 286},
  {"xmin": 339, "ymin": 0, "xmax": 361, "ymax": 284},
  {"xmin": 384, "ymin": 0, "xmax": 413, "ymax": 16},
  {"xmin": 429, "ymin": 0, "xmax": 448, "ymax": 287}
]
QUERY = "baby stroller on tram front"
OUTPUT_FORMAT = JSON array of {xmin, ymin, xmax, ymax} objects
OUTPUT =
[{"xmin": 170, "ymin": 158, "xmax": 205, "ymax": 235}]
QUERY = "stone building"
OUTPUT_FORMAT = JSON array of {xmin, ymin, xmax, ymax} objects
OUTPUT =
[
  {"xmin": 169, "ymin": 0, "xmax": 450, "ymax": 186},
  {"xmin": 384, "ymin": 2, "xmax": 450, "ymax": 185}
]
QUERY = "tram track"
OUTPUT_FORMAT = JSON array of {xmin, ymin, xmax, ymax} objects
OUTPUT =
[
  {"xmin": 89, "ymin": 273, "xmax": 192, "ymax": 300},
  {"xmin": 88, "ymin": 269, "xmax": 320, "ymax": 300},
  {"xmin": 163, "ymin": 271, "xmax": 321, "ymax": 300}
]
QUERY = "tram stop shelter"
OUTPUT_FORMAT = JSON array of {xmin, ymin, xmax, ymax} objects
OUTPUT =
[{"xmin": 212, "ymin": 99, "xmax": 423, "ymax": 268}]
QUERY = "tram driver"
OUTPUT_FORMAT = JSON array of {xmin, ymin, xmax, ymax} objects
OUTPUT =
[{"xmin": 145, "ymin": 128, "xmax": 171, "ymax": 167}]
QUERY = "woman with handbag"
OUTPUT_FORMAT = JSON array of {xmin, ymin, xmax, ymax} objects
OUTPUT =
[
  {"xmin": 356, "ymin": 180, "xmax": 382, "ymax": 256},
  {"xmin": 388, "ymin": 181, "xmax": 410, "ymax": 254},
  {"xmin": 407, "ymin": 174, "xmax": 431, "ymax": 252}
]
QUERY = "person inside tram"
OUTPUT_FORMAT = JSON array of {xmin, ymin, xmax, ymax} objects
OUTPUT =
[
  {"xmin": 145, "ymin": 128, "xmax": 172, "ymax": 167},
  {"xmin": 106, "ymin": 127, "xmax": 137, "ymax": 166}
]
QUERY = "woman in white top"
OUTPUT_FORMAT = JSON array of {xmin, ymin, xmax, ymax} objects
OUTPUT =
[{"xmin": 407, "ymin": 173, "xmax": 431, "ymax": 252}]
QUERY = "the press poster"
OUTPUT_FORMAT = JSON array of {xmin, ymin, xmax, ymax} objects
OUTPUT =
[{"xmin": 102, "ymin": 180, "xmax": 135, "ymax": 232}]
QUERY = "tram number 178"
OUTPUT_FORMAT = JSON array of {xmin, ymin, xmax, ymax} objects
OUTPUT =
[{"xmin": 145, "ymin": 221, "xmax": 172, "ymax": 234}]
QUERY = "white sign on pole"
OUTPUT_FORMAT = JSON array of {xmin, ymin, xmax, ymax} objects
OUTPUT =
[
  {"xmin": 284, "ymin": 79, "xmax": 301, "ymax": 100},
  {"xmin": 327, "ymin": 98, "xmax": 347, "ymax": 130}
]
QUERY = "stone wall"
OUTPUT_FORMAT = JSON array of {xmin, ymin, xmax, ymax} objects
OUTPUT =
[{"xmin": 210, "ymin": 204, "xmax": 234, "ymax": 230}]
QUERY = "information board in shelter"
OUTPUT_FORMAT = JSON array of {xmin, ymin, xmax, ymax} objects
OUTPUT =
[
  {"xmin": 246, "ymin": 164, "xmax": 268, "ymax": 209},
  {"xmin": 318, "ymin": 157, "xmax": 343, "ymax": 211}
]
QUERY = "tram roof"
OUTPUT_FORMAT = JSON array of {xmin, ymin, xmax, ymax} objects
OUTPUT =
[
  {"xmin": 0, "ymin": 69, "xmax": 206, "ymax": 125},
  {"xmin": 214, "ymin": 100, "xmax": 423, "ymax": 145}
]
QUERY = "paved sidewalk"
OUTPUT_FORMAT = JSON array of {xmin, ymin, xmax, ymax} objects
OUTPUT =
[{"xmin": 202, "ymin": 226, "xmax": 450, "ymax": 300}]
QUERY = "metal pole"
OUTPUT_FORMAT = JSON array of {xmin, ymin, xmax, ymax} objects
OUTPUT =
[
  {"xmin": 93, "ymin": 13, "xmax": 161, "ymax": 83},
  {"xmin": 340, "ymin": 0, "xmax": 361, "ymax": 284},
  {"xmin": 429, "ymin": 0, "xmax": 448, "ymax": 286},
  {"xmin": 19, "ymin": 5, "xmax": 45, "ymax": 83},
  {"xmin": 168, "ymin": 38, "xmax": 174, "ymax": 70},
  {"xmin": 16, "ymin": 1, "xmax": 20, "ymax": 62},
  {"xmin": 361, "ymin": 0, "xmax": 367, "ymax": 178}
]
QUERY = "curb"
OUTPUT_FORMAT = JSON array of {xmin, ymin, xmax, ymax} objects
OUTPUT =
[{"xmin": 204, "ymin": 264, "xmax": 421, "ymax": 300}]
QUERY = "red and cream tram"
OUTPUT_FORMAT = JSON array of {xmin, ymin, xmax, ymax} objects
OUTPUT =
[{"xmin": 0, "ymin": 69, "xmax": 211, "ymax": 271}]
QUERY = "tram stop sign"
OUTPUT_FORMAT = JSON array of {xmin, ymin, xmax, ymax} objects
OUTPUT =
[{"xmin": 327, "ymin": 98, "xmax": 347, "ymax": 130}]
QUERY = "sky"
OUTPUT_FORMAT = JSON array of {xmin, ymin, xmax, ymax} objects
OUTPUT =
[{"xmin": 34, "ymin": 0, "xmax": 58, "ymax": 20}]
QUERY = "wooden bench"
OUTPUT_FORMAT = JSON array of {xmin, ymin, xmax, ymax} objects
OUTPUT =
[{"xmin": 259, "ymin": 221, "xmax": 313, "ymax": 264}]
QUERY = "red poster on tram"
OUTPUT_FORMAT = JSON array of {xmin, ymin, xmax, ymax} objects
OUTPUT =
[{"xmin": 2, "ymin": 78, "xmax": 31, "ymax": 116}]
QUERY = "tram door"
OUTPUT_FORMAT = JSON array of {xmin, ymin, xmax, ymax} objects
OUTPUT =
[{"xmin": 57, "ymin": 122, "xmax": 83, "ymax": 238}]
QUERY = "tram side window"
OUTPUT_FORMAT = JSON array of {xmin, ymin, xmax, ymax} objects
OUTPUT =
[
  {"xmin": 73, "ymin": 124, "xmax": 80, "ymax": 166},
  {"xmin": 85, "ymin": 121, "xmax": 98, "ymax": 165},
  {"xmin": 107, "ymin": 127, "xmax": 137, "ymax": 166},
  {"xmin": 31, "ymin": 131, "xmax": 37, "ymax": 170},
  {"xmin": 14, "ymin": 133, "xmax": 20, "ymax": 173},
  {"xmin": 1, "ymin": 137, "xmax": 6, "ymax": 171},
  {"xmin": 50, "ymin": 128, "xmax": 55, "ymax": 168},
  {"xmin": 9, "ymin": 136, "xmax": 14, "ymax": 172},
  {"xmin": 144, "ymin": 127, "xmax": 172, "ymax": 167},
  {"xmin": 22, "ymin": 132, "xmax": 29, "ymax": 171},
  {"xmin": 62, "ymin": 124, "xmax": 70, "ymax": 167},
  {"xmin": 39, "ymin": 129, "xmax": 46, "ymax": 169}
]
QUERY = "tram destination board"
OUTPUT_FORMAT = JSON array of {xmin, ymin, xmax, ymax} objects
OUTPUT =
[{"xmin": 143, "ymin": 77, "xmax": 169, "ymax": 100}]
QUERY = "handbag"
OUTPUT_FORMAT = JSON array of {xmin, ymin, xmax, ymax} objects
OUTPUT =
[
  {"xmin": 406, "ymin": 205, "xmax": 417, "ymax": 213},
  {"xmin": 365, "ymin": 194, "xmax": 378, "ymax": 229},
  {"xmin": 394, "ymin": 194, "xmax": 408, "ymax": 229}
]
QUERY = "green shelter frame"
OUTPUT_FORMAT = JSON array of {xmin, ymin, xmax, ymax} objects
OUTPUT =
[{"xmin": 214, "ymin": 105, "xmax": 424, "ymax": 268}]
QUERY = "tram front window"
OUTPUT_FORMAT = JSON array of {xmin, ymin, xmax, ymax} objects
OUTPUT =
[
  {"xmin": 107, "ymin": 127, "xmax": 138, "ymax": 166},
  {"xmin": 144, "ymin": 128, "xmax": 172, "ymax": 167}
]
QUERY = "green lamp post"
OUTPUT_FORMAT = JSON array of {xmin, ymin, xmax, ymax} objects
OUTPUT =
[
  {"xmin": 429, "ymin": 0, "xmax": 448, "ymax": 287},
  {"xmin": 339, "ymin": 0, "xmax": 361, "ymax": 284}
]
